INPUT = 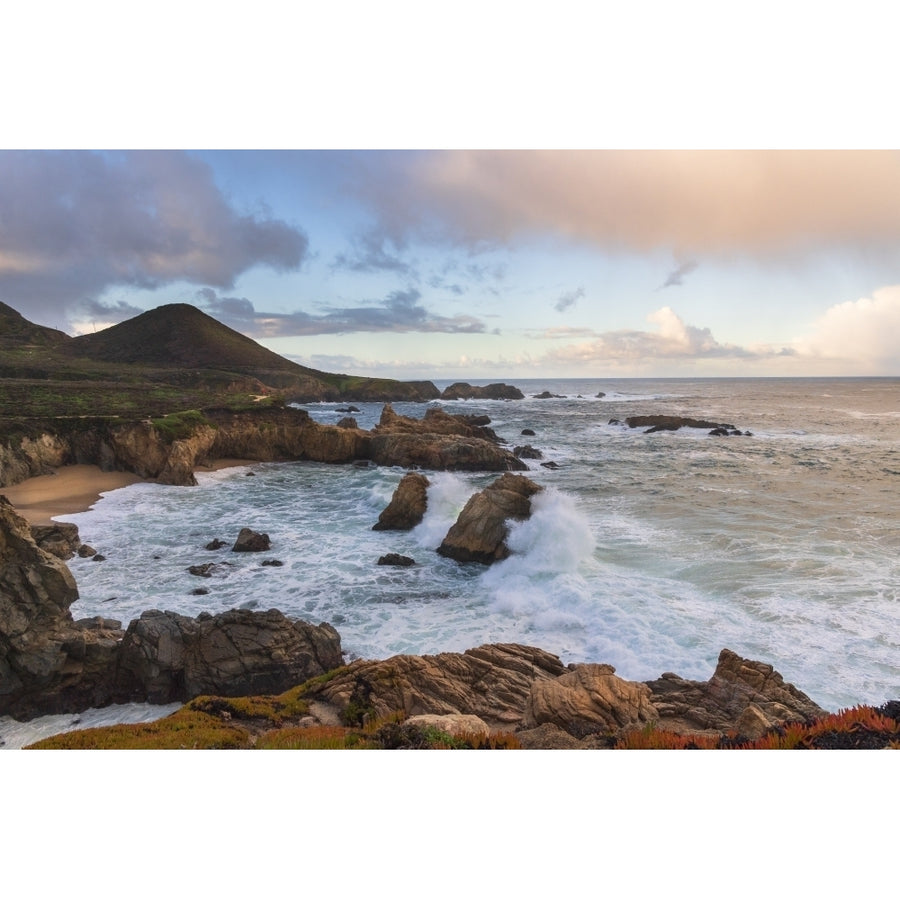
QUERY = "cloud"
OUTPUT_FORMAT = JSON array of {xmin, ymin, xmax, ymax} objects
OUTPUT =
[
  {"xmin": 658, "ymin": 260, "xmax": 698, "ymax": 289},
  {"xmin": 543, "ymin": 306, "xmax": 756, "ymax": 364},
  {"xmin": 796, "ymin": 285, "xmax": 900, "ymax": 371},
  {"xmin": 196, "ymin": 287, "xmax": 487, "ymax": 336},
  {"xmin": 554, "ymin": 286, "xmax": 585, "ymax": 312},
  {"xmin": 0, "ymin": 150, "xmax": 308, "ymax": 325},
  {"xmin": 360, "ymin": 150, "xmax": 900, "ymax": 261},
  {"xmin": 331, "ymin": 229, "xmax": 412, "ymax": 275}
]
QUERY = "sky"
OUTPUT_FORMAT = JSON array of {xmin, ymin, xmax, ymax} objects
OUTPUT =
[
  {"xmin": 3, "ymin": 148, "xmax": 900, "ymax": 379},
  {"xmin": 3, "ymin": 5, "xmax": 899, "ymax": 381}
]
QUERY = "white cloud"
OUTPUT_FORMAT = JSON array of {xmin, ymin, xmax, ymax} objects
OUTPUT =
[{"xmin": 797, "ymin": 286, "xmax": 900, "ymax": 372}]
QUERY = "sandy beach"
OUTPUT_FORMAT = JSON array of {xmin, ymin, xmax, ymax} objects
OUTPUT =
[{"xmin": 2, "ymin": 460, "xmax": 253, "ymax": 525}]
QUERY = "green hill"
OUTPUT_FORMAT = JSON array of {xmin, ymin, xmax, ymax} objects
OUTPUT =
[{"xmin": 0, "ymin": 302, "xmax": 439, "ymax": 419}]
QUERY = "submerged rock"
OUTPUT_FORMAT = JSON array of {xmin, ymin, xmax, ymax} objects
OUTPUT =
[
  {"xmin": 624, "ymin": 415, "xmax": 740, "ymax": 433},
  {"xmin": 437, "ymin": 473, "xmax": 543, "ymax": 564}
]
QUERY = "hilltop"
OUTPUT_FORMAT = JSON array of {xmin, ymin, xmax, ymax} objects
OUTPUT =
[{"xmin": 0, "ymin": 302, "xmax": 439, "ymax": 418}]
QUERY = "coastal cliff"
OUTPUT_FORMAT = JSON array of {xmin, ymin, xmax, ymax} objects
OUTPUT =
[{"xmin": 0, "ymin": 403, "xmax": 524, "ymax": 490}]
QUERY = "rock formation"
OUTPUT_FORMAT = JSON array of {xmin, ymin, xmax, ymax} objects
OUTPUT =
[
  {"xmin": 114, "ymin": 608, "xmax": 342, "ymax": 704},
  {"xmin": 232, "ymin": 528, "xmax": 271, "ymax": 552},
  {"xmin": 305, "ymin": 644, "xmax": 568, "ymax": 730},
  {"xmin": 368, "ymin": 405, "xmax": 525, "ymax": 472},
  {"xmin": 440, "ymin": 382, "xmax": 525, "ymax": 400},
  {"xmin": 0, "ymin": 498, "xmax": 342, "ymax": 719},
  {"xmin": 372, "ymin": 472, "xmax": 430, "ymax": 531},
  {"xmin": 621, "ymin": 415, "xmax": 741, "ymax": 433},
  {"xmin": 437, "ymin": 473, "xmax": 542, "ymax": 563}
]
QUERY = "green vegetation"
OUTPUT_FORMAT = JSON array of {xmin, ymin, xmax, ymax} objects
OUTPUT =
[{"xmin": 149, "ymin": 409, "xmax": 211, "ymax": 443}]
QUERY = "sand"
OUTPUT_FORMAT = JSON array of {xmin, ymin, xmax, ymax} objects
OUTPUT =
[{"xmin": 2, "ymin": 459, "xmax": 254, "ymax": 525}]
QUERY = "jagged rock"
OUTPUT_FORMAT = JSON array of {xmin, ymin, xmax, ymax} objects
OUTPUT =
[
  {"xmin": 205, "ymin": 539, "xmax": 227, "ymax": 550},
  {"xmin": 261, "ymin": 559, "xmax": 284, "ymax": 567},
  {"xmin": 232, "ymin": 528, "xmax": 270, "ymax": 552},
  {"xmin": 440, "ymin": 382, "xmax": 524, "ymax": 401},
  {"xmin": 377, "ymin": 553, "xmax": 415, "ymax": 567},
  {"xmin": 534, "ymin": 391, "xmax": 564, "ymax": 399},
  {"xmin": 372, "ymin": 472, "xmax": 430, "ymax": 531},
  {"xmin": 188, "ymin": 563, "xmax": 215, "ymax": 577},
  {"xmin": 336, "ymin": 417, "xmax": 358, "ymax": 429},
  {"xmin": 523, "ymin": 663, "xmax": 660, "ymax": 738},
  {"xmin": 437, "ymin": 473, "xmax": 542, "ymax": 564},
  {"xmin": 77, "ymin": 544, "xmax": 97, "ymax": 558},
  {"xmin": 30, "ymin": 522, "xmax": 82, "ymax": 560},
  {"xmin": 113, "ymin": 608, "xmax": 343, "ymax": 704},
  {"xmin": 514, "ymin": 444, "xmax": 543, "ymax": 459},
  {"xmin": 644, "ymin": 648, "xmax": 828, "ymax": 739},
  {"xmin": 0, "ymin": 497, "xmax": 123, "ymax": 719},
  {"xmin": 306, "ymin": 643, "xmax": 568, "ymax": 730}
]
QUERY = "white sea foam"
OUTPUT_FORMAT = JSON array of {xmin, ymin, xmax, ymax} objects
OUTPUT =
[{"xmin": 32, "ymin": 377, "xmax": 900, "ymax": 717}]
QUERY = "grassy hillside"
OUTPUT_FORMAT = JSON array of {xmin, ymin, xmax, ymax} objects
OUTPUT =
[{"xmin": 0, "ymin": 302, "xmax": 438, "ymax": 420}]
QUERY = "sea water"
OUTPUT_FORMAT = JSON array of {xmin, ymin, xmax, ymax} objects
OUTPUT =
[{"xmin": 7, "ymin": 378, "xmax": 900, "ymax": 742}]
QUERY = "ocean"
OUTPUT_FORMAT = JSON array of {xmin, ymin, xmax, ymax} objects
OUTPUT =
[{"xmin": 3, "ymin": 377, "xmax": 899, "ymax": 744}]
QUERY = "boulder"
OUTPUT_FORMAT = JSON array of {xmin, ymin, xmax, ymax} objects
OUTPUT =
[
  {"xmin": 377, "ymin": 553, "xmax": 416, "ymax": 567},
  {"xmin": 404, "ymin": 713, "xmax": 491, "ymax": 740},
  {"xmin": 306, "ymin": 643, "xmax": 567, "ymax": 730},
  {"xmin": 30, "ymin": 522, "xmax": 82, "ymax": 560},
  {"xmin": 372, "ymin": 472, "xmax": 430, "ymax": 531},
  {"xmin": 232, "ymin": 528, "xmax": 271, "ymax": 552},
  {"xmin": 437, "ymin": 473, "xmax": 542, "ymax": 564},
  {"xmin": 521, "ymin": 428, "xmax": 536, "ymax": 436},
  {"xmin": 514, "ymin": 444, "xmax": 543, "ymax": 459},
  {"xmin": 113, "ymin": 608, "xmax": 343, "ymax": 704}
]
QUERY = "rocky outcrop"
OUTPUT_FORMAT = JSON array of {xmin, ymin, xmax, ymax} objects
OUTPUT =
[
  {"xmin": 523, "ymin": 663, "xmax": 660, "ymax": 738},
  {"xmin": 306, "ymin": 644, "xmax": 568, "ymax": 730},
  {"xmin": 645, "ymin": 648, "xmax": 827, "ymax": 739},
  {"xmin": 368, "ymin": 405, "xmax": 525, "ymax": 472},
  {"xmin": 0, "ymin": 496, "xmax": 123, "ymax": 718},
  {"xmin": 437, "ymin": 473, "xmax": 542, "ymax": 564},
  {"xmin": 621, "ymin": 415, "xmax": 740, "ymax": 433},
  {"xmin": 440, "ymin": 382, "xmax": 524, "ymax": 401},
  {"xmin": 373, "ymin": 472, "xmax": 430, "ymax": 531},
  {"xmin": 29, "ymin": 522, "xmax": 83, "ymax": 560},
  {"xmin": 1, "ymin": 498, "xmax": 343, "ymax": 719},
  {"xmin": 232, "ymin": 528, "xmax": 271, "ymax": 552},
  {"xmin": 113, "ymin": 609, "xmax": 342, "ymax": 704}
]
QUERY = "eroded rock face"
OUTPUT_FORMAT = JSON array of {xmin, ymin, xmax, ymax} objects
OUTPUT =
[
  {"xmin": 523, "ymin": 664, "xmax": 659, "ymax": 738},
  {"xmin": 30, "ymin": 522, "xmax": 82, "ymax": 560},
  {"xmin": 645, "ymin": 648, "xmax": 827, "ymax": 739},
  {"xmin": 372, "ymin": 472, "xmax": 430, "ymax": 531},
  {"xmin": 232, "ymin": 528, "xmax": 271, "ymax": 552},
  {"xmin": 437, "ymin": 473, "xmax": 542, "ymax": 564},
  {"xmin": 0, "ymin": 496, "xmax": 123, "ymax": 718},
  {"xmin": 113, "ymin": 609, "xmax": 343, "ymax": 704},
  {"xmin": 307, "ymin": 643, "xmax": 568, "ymax": 730}
]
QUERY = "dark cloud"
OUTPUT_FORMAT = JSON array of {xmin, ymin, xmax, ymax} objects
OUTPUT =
[
  {"xmin": 554, "ymin": 286, "xmax": 585, "ymax": 312},
  {"xmin": 657, "ymin": 260, "xmax": 698, "ymax": 290},
  {"xmin": 0, "ymin": 150, "xmax": 308, "ymax": 326},
  {"xmin": 78, "ymin": 298, "xmax": 146, "ymax": 325},
  {"xmin": 196, "ymin": 288, "xmax": 486, "ymax": 336}
]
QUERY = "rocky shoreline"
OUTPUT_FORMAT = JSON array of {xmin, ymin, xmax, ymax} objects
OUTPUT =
[{"xmin": 5, "ymin": 488, "xmax": 893, "ymax": 749}]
